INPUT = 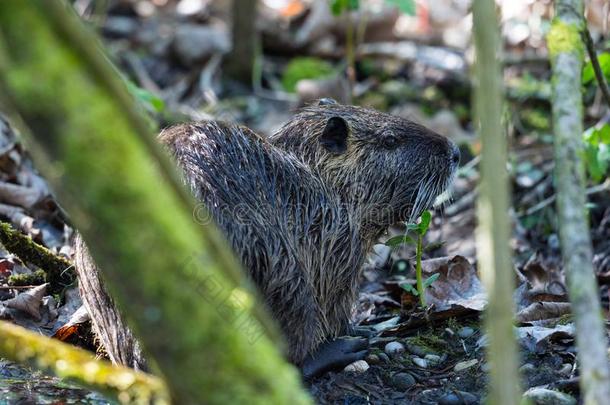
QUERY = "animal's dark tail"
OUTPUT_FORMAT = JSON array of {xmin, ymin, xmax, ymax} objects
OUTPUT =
[{"xmin": 73, "ymin": 233, "xmax": 147, "ymax": 371}]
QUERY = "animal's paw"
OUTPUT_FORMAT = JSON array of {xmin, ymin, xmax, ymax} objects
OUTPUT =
[{"xmin": 301, "ymin": 336, "xmax": 369, "ymax": 380}]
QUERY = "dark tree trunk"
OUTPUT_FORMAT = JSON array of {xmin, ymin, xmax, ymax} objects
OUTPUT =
[{"xmin": 225, "ymin": 0, "xmax": 259, "ymax": 85}]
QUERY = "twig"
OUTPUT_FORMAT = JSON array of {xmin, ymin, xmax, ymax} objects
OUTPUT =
[
  {"xmin": 123, "ymin": 51, "xmax": 161, "ymax": 93},
  {"xmin": 583, "ymin": 26, "xmax": 610, "ymax": 110},
  {"xmin": 0, "ymin": 285, "xmax": 39, "ymax": 290},
  {"xmin": 520, "ymin": 178, "xmax": 610, "ymax": 217}
]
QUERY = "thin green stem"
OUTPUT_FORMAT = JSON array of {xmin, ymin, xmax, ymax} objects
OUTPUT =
[
  {"xmin": 345, "ymin": 10, "xmax": 355, "ymax": 101},
  {"xmin": 416, "ymin": 233, "xmax": 425, "ymax": 307}
]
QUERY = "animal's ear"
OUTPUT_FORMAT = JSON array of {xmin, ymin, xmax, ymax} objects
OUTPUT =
[
  {"xmin": 320, "ymin": 116, "xmax": 349, "ymax": 154},
  {"xmin": 318, "ymin": 98, "xmax": 338, "ymax": 106}
]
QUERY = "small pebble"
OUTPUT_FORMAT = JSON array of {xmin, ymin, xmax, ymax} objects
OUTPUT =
[
  {"xmin": 391, "ymin": 372, "xmax": 416, "ymax": 391},
  {"xmin": 522, "ymin": 388, "xmax": 576, "ymax": 405},
  {"xmin": 406, "ymin": 343, "xmax": 427, "ymax": 357},
  {"xmin": 457, "ymin": 327, "xmax": 475, "ymax": 339},
  {"xmin": 385, "ymin": 341, "xmax": 405, "ymax": 357},
  {"xmin": 519, "ymin": 363, "xmax": 536, "ymax": 374},
  {"xmin": 378, "ymin": 353, "xmax": 390, "ymax": 363},
  {"xmin": 425, "ymin": 354, "xmax": 442, "ymax": 366},
  {"xmin": 366, "ymin": 354, "xmax": 380, "ymax": 365},
  {"xmin": 343, "ymin": 360, "xmax": 369, "ymax": 373},
  {"xmin": 412, "ymin": 357, "xmax": 428, "ymax": 368},
  {"xmin": 437, "ymin": 390, "xmax": 478, "ymax": 405},
  {"xmin": 558, "ymin": 363, "xmax": 572, "ymax": 376},
  {"xmin": 453, "ymin": 359, "xmax": 478, "ymax": 372}
]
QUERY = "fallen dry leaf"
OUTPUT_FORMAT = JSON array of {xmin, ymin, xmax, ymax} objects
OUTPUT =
[
  {"xmin": 422, "ymin": 255, "xmax": 487, "ymax": 312},
  {"xmin": 516, "ymin": 302, "xmax": 571, "ymax": 323},
  {"xmin": 517, "ymin": 324, "xmax": 575, "ymax": 353},
  {"xmin": 4, "ymin": 283, "xmax": 47, "ymax": 320},
  {"xmin": 514, "ymin": 252, "xmax": 568, "ymax": 312},
  {"xmin": 53, "ymin": 304, "xmax": 90, "ymax": 341}
]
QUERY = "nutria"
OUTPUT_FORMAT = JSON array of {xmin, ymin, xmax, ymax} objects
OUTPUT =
[{"xmin": 75, "ymin": 99, "xmax": 459, "ymax": 377}]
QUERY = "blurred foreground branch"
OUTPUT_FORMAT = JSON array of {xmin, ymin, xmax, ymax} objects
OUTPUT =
[
  {"xmin": 548, "ymin": 1, "xmax": 610, "ymax": 404},
  {"xmin": 0, "ymin": 320, "xmax": 169, "ymax": 404},
  {"xmin": 0, "ymin": 1, "xmax": 310, "ymax": 404},
  {"xmin": 472, "ymin": 0, "xmax": 521, "ymax": 404}
]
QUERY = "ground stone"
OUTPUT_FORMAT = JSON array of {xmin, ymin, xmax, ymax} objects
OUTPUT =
[
  {"xmin": 425, "ymin": 354, "xmax": 442, "ymax": 366},
  {"xmin": 522, "ymin": 388, "xmax": 576, "ymax": 405},
  {"xmin": 437, "ymin": 390, "xmax": 478, "ymax": 405},
  {"xmin": 366, "ymin": 354, "xmax": 380, "ymax": 365},
  {"xmin": 172, "ymin": 24, "xmax": 230, "ymax": 66},
  {"xmin": 384, "ymin": 341, "xmax": 405, "ymax": 357},
  {"xmin": 412, "ymin": 357, "xmax": 428, "ymax": 368},
  {"xmin": 453, "ymin": 359, "xmax": 478, "ymax": 372},
  {"xmin": 343, "ymin": 360, "xmax": 370, "ymax": 373},
  {"xmin": 457, "ymin": 327, "xmax": 475, "ymax": 339},
  {"xmin": 406, "ymin": 343, "xmax": 428, "ymax": 357},
  {"xmin": 392, "ymin": 372, "xmax": 416, "ymax": 391}
]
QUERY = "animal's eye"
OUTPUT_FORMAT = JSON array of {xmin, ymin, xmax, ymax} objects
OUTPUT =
[{"xmin": 382, "ymin": 136, "xmax": 399, "ymax": 149}]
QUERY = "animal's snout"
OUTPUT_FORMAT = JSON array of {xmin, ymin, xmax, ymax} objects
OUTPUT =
[{"xmin": 449, "ymin": 142, "xmax": 461, "ymax": 166}]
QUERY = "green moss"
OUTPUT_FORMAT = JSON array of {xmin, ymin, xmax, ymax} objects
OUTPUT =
[
  {"xmin": 547, "ymin": 20, "xmax": 584, "ymax": 59},
  {"xmin": 0, "ymin": 222, "xmax": 73, "ymax": 291},
  {"xmin": 281, "ymin": 57, "xmax": 335, "ymax": 92},
  {"xmin": 521, "ymin": 108, "xmax": 551, "ymax": 131},
  {"xmin": 0, "ymin": 320, "xmax": 169, "ymax": 404},
  {"xmin": 8, "ymin": 269, "xmax": 46, "ymax": 286},
  {"xmin": 407, "ymin": 333, "xmax": 448, "ymax": 353}
]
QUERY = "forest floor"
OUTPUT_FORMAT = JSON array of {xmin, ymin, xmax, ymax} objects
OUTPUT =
[{"xmin": 1, "ymin": 1, "xmax": 610, "ymax": 404}]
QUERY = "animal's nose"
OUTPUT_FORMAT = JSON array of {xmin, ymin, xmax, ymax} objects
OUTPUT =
[{"xmin": 450, "ymin": 143, "xmax": 460, "ymax": 166}]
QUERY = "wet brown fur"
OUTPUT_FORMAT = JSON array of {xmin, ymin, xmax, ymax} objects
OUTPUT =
[{"xmin": 158, "ymin": 102, "xmax": 458, "ymax": 364}]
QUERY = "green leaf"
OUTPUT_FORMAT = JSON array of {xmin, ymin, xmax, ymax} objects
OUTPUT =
[
  {"xmin": 281, "ymin": 57, "xmax": 335, "ymax": 92},
  {"xmin": 583, "ymin": 53, "xmax": 610, "ymax": 85},
  {"xmin": 385, "ymin": 235, "xmax": 416, "ymax": 247},
  {"xmin": 422, "ymin": 273, "xmax": 440, "ymax": 289},
  {"xmin": 384, "ymin": 0, "xmax": 416, "ymax": 15},
  {"xmin": 598, "ymin": 123, "xmax": 610, "ymax": 144},
  {"xmin": 583, "ymin": 124, "xmax": 610, "ymax": 182},
  {"xmin": 583, "ymin": 126, "xmax": 598, "ymax": 145},
  {"xmin": 330, "ymin": 0, "xmax": 345, "ymax": 15},
  {"xmin": 418, "ymin": 210, "xmax": 432, "ymax": 235},
  {"xmin": 400, "ymin": 283, "xmax": 419, "ymax": 296},
  {"xmin": 406, "ymin": 223, "xmax": 419, "ymax": 231},
  {"xmin": 330, "ymin": 0, "xmax": 359, "ymax": 15},
  {"xmin": 585, "ymin": 145, "xmax": 604, "ymax": 182},
  {"xmin": 126, "ymin": 81, "xmax": 165, "ymax": 113}
]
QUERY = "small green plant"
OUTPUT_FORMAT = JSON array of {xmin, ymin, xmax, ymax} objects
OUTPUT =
[
  {"xmin": 330, "ymin": 0, "xmax": 415, "ymax": 15},
  {"xmin": 385, "ymin": 210, "xmax": 438, "ymax": 307},
  {"xmin": 125, "ymin": 80, "xmax": 165, "ymax": 114},
  {"xmin": 583, "ymin": 122, "xmax": 610, "ymax": 182},
  {"xmin": 281, "ymin": 57, "xmax": 335, "ymax": 92}
]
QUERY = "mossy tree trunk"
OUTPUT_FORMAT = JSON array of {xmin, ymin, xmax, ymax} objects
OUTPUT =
[
  {"xmin": 0, "ymin": 1, "xmax": 310, "ymax": 404},
  {"xmin": 472, "ymin": 0, "xmax": 521, "ymax": 404},
  {"xmin": 548, "ymin": 1, "xmax": 610, "ymax": 404}
]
